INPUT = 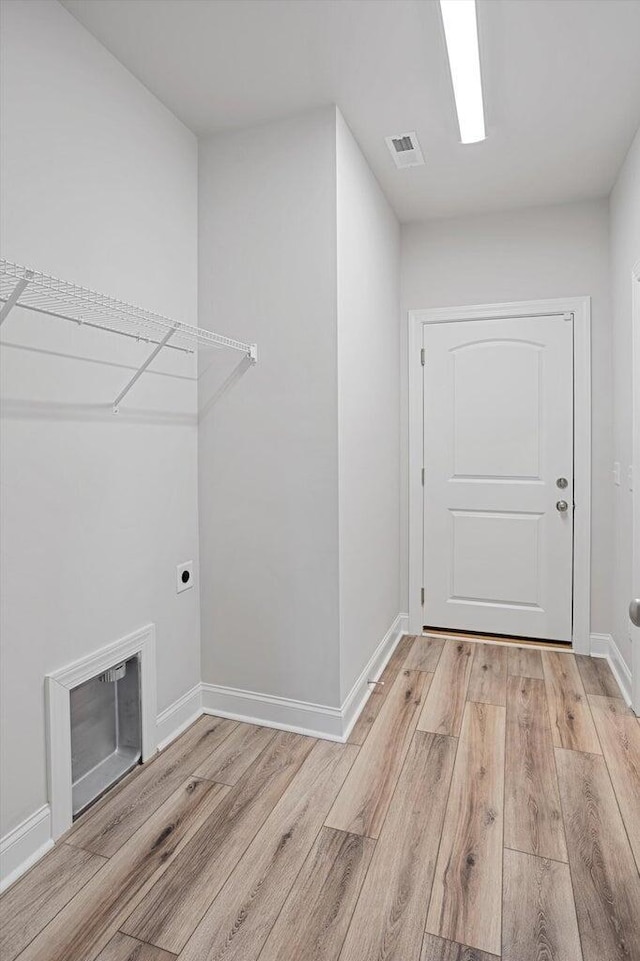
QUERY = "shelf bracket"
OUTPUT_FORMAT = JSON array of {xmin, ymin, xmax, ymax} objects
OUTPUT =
[
  {"xmin": 248, "ymin": 343, "xmax": 258, "ymax": 365},
  {"xmin": 0, "ymin": 270, "xmax": 33, "ymax": 326},
  {"xmin": 113, "ymin": 324, "xmax": 178, "ymax": 413}
]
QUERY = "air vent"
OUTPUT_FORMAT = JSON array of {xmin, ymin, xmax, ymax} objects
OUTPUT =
[{"xmin": 385, "ymin": 131, "xmax": 424, "ymax": 169}]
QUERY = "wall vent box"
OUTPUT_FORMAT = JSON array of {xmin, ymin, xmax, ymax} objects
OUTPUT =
[
  {"xmin": 385, "ymin": 131, "xmax": 425, "ymax": 168},
  {"xmin": 70, "ymin": 655, "xmax": 141, "ymax": 818}
]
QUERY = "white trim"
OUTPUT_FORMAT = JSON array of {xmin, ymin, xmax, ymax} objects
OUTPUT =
[
  {"xmin": 571, "ymin": 299, "xmax": 592, "ymax": 654},
  {"xmin": 0, "ymin": 806, "xmax": 53, "ymax": 892},
  {"xmin": 340, "ymin": 613, "xmax": 408, "ymax": 740},
  {"xmin": 408, "ymin": 306, "xmax": 425, "ymax": 647},
  {"xmin": 156, "ymin": 684, "xmax": 203, "ymax": 751},
  {"xmin": 46, "ymin": 624, "xmax": 157, "ymax": 839},
  {"xmin": 201, "ymin": 685, "xmax": 344, "ymax": 740},
  {"xmin": 408, "ymin": 297, "xmax": 591, "ymax": 654},
  {"xmin": 589, "ymin": 632, "xmax": 633, "ymax": 707},
  {"xmin": 589, "ymin": 632, "xmax": 611, "ymax": 658},
  {"xmin": 202, "ymin": 613, "xmax": 409, "ymax": 742},
  {"xmin": 608, "ymin": 634, "xmax": 633, "ymax": 707},
  {"xmin": 631, "ymin": 259, "xmax": 640, "ymax": 714}
]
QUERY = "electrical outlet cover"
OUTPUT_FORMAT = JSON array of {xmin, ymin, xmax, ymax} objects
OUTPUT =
[{"xmin": 176, "ymin": 561, "xmax": 194, "ymax": 594}]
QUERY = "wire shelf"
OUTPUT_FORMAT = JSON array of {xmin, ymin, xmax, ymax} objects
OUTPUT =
[
  {"xmin": 0, "ymin": 259, "xmax": 257, "ymax": 411},
  {"xmin": 0, "ymin": 259, "xmax": 255, "ymax": 357}
]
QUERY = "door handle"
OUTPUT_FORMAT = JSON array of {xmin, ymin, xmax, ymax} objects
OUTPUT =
[
  {"xmin": 630, "ymin": 599, "xmax": 640, "ymax": 628},
  {"xmin": 556, "ymin": 500, "xmax": 569, "ymax": 512}
]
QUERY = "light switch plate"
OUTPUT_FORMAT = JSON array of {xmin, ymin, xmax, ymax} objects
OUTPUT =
[
  {"xmin": 613, "ymin": 461, "xmax": 621, "ymax": 486},
  {"xmin": 176, "ymin": 561, "xmax": 194, "ymax": 594}
]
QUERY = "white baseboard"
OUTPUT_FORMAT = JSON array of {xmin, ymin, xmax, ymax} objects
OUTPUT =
[
  {"xmin": 201, "ymin": 684, "xmax": 344, "ymax": 740},
  {"xmin": 202, "ymin": 612, "xmax": 409, "ymax": 742},
  {"xmin": 0, "ymin": 805, "xmax": 53, "ymax": 892},
  {"xmin": 607, "ymin": 635, "xmax": 633, "ymax": 706},
  {"xmin": 156, "ymin": 683, "xmax": 203, "ymax": 751},
  {"xmin": 589, "ymin": 632, "xmax": 611, "ymax": 657},
  {"xmin": 340, "ymin": 613, "xmax": 408, "ymax": 741},
  {"xmin": 589, "ymin": 632, "xmax": 633, "ymax": 706}
]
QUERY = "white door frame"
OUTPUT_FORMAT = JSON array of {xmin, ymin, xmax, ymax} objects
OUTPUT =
[
  {"xmin": 632, "ymin": 261, "xmax": 640, "ymax": 712},
  {"xmin": 408, "ymin": 297, "xmax": 591, "ymax": 653}
]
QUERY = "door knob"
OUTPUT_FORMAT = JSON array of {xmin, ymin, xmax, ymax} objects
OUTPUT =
[
  {"xmin": 556, "ymin": 500, "xmax": 569, "ymax": 512},
  {"xmin": 630, "ymin": 599, "xmax": 640, "ymax": 628}
]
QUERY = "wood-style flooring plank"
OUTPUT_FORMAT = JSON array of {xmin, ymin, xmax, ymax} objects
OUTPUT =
[
  {"xmin": 193, "ymin": 723, "xmax": 275, "ymax": 784},
  {"xmin": 556, "ymin": 748, "xmax": 640, "ymax": 961},
  {"xmin": 0, "ymin": 843, "xmax": 106, "ymax": 961},
  {"xmin": 466, "ymin": 643, "xmax": 507, "ymax": 706},
  {"xmin": 588, "ymin": 694, "xmax": 640, "ymax": 871},
  {"xmin": 541, "ymin": 652, "xmax": 601, "ymax": 754},
  {"xmin": 421, "ymin": 934, "xmax": 499, "ymax": 961},
  {"xmin": 179, "ymin": 740, "xmax": 358, "ymax": 961},
  {"xmin": 120, "ymin": 732, "xmax": 314, "ymax": 954},
  {"xmin": 67, "ymin": 715, "xmax": 237, "ymax": 857},
  {"xmin": 507, "ymin": 646, "xmax": 544, "ymax": 679},
  {"xmin": 425, "ymin": 701, "xmax": 505, "ymax": 957},
  {"xmin": 326, "ymin": 669, "xmax": 429, "ymax": 838},
  {"xmin": 348, "ymin": 635, "xmax": 414, "ymax": 745},
  {"xmin": 576, "ymin": 655, "xmax": 623, "ymax": 698},
  {"xmin": 502, "ymin": 848, "xmax": 582, "ymax": 961},
  {"xmin": 339, "ymin": 731, "xmax": 457, "ymax": 961},
  {"xmin": 94, "ymin": 932, "xmax": 177, "ymax": 960},
  {"xmin": 417, "ymin": 641, "xmax": 475, "ymax": 737},
  {"xmin": 258, "ymin": 827, "xmax": 374, "ymax": 961},
  {"xmin": 17, "ymin": 778, "xmax": 228, "ymax": 961},
  {"xmin": 504, "ymin": 676, "xmax": 567, "ymax": 861},
  {"xmin": 404, "ymin": 634, "xmax": 445, "ymax": 673}
]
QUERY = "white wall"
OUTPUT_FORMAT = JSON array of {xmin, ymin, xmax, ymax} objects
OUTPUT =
[
  {"xmin": 198, "ymin": 107, "xmax": 342, "ymax": 708},
  {"xmin": 401, "ymin": 200, "xmax": 612, "ymax": 637},
  {"xmin": 198, "ymin": 106, "xmax": 403, "ymax": 712},
  {"xmin": 0, "ymin": 0, "xmax": 199, "ymax": 837},
  {"xmin": 610, "ymin": 125, "xmax": 640, "ymax": 671},
  {"xmin": 336, "ymin": 111, "xmax": 401, "ymax": 701}
]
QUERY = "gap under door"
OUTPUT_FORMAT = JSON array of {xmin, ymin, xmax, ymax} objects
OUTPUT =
[{"xmin": 422, "ymin": 313, "xmax": 574, "ymax": 642}]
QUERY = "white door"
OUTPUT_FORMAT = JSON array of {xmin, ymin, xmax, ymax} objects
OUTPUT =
[{"xmin": 423, "ymin": 314, "xmax": 574, "ymax": 641}]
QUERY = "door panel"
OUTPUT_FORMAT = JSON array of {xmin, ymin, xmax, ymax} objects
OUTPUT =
[
  {"xmin": 423, "ymin": 315, "xmax": 573, "ymax": 641},
  {"xmin": 452, "ymin": 341, "xmax": 542, "ymax": 479},
  {"xmin": 450, "ymin": 510, "xmax": 543, "ymax": 608}
]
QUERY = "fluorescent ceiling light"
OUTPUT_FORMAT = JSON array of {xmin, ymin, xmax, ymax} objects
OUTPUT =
[{"xmin": 440, "ymin": 0, "xmax": 486, "ymax": 144}]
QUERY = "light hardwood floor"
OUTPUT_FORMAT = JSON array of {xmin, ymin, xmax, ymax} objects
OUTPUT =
[{"xmin": 2, "ymin": 637, "xmax": 639, "ymax": 961}]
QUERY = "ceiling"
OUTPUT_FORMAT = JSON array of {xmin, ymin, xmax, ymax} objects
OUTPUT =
[{"xmin": 61, "ymin": 0, "xmax": 640, "ymax": 222}]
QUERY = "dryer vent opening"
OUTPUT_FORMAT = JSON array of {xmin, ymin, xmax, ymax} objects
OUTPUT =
[{"xmin": 70, "ymin": 654, "xmax": 141, "ymax": 818}]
